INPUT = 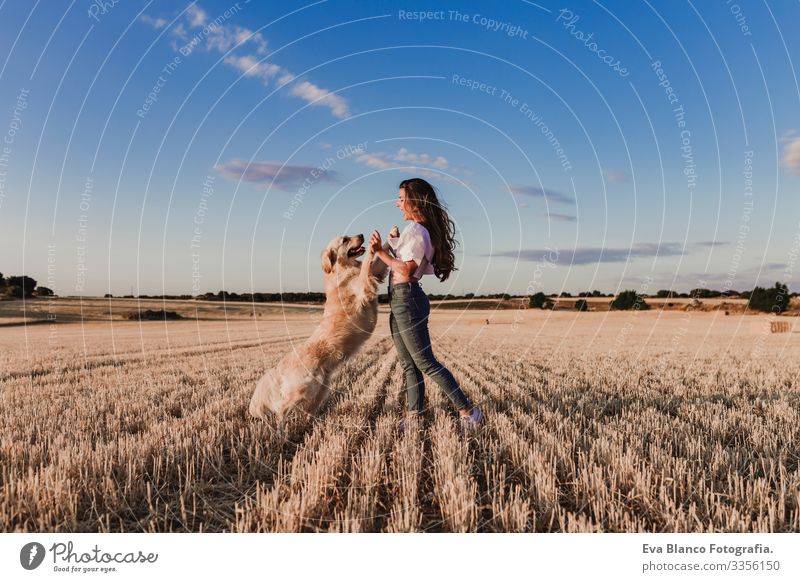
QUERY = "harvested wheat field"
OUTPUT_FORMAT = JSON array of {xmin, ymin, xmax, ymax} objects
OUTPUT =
[{"xmin": 1, "ymin": 300, "xmax": 799, "ymax": 533}]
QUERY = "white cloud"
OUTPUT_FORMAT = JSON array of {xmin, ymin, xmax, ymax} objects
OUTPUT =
[
  {"xmin": 206, "ymin": 25, "xmax": 268, "ymax": 55},
  {"xmin": 781, "ymin": 138, "xmax": 800, "ymax": 176},
  {"xmin": 355, "ymin": 152, "xmax": 396, "ymax": 169},
  {"xmin": 289, "ymin": 80, "xmax": 350, "ymax": 119},
  {"xmin": 394, "ymin": 147, "xmax": 449, "ymax": 169},
  {"xmin": 186, "ymin": 4, "xmax": 207, "ymax": 27},
  {"xmin": 168, "ymin": 3, "xmax": 345, "ymax": 119},
  {"xmin": 138, "ymin": 4, "xmax": 347, "ymax": 118},
  {"xmin": 139, "ymin": 14, "xmax": 168, "ymax": 29},
  {"xmin": 355, "ymin": 148, "xmax": 451, "ymax": 171},
  {"xmin": 352, "ymin": 149, "xmax": 463, "ymax": 184},
  {"xmin": 224, "ymin": 55, "xmax": 281, "ymax": 81},
  {"xmin": 171, "ymin": 21, "xmax": 188, "ymax": 40}
]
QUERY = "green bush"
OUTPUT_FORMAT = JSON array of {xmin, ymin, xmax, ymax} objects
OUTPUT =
[
  {"xmin": 5, "ymin": 275, "xmax": 37, "ymax": 298},
  {"xmin": 575, "ymin": 299, "xmax": 589, "ymax": 311},
  {"xmin": 748, "ymin": 281, "xmax": 789, "ymax": 313},
  {"xmin": 126, "ymin": 309, "xmax": 184, "ymax": 321},
  {"xmin": 529, "ymin": 292, "xmax": 547, "ymax": 309},
  {"xmin": 610, "ymin": 290, "xmax": 650, "ymax": 310}
]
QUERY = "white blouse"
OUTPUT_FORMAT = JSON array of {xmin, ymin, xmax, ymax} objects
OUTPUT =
[{"xmin": 388, "ymin": 222, "xmax": 435, "ymax": 278}]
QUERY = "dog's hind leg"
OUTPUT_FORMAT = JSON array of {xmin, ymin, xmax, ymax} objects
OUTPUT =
[
  {"xmin": 270, "ymin": 399, "xmax": 298, "ymax": 444},
  {"xmin": 262, "ymin": 412, "xmax": 287, "ymax": 443},
  {"xmin": 274, "ymin": 415, "xmax": 288, "ymax": 443}
]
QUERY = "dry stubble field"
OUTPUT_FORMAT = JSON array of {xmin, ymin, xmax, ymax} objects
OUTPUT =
[{"xmin": 1, "ymin": 299, "xmax": 799, "ymax": 532}]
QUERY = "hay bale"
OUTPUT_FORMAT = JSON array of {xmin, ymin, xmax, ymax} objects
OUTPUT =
[{"xmin": 770, "ymin": 321, "xmax": 791, "ymax": 333}]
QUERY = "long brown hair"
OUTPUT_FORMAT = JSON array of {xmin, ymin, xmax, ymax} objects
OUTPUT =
[{"xmin": 399, "ymin": 178, "xmax": 458, "ymax": 282}]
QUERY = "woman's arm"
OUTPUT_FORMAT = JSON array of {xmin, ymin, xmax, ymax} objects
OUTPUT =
[
  {"xmin": 370, "ymin": 231, "xmax": 418, "ymax": 277},
  {"xmin": 375, "ymin": 249, "xmax": 418, "ymax": 277}
]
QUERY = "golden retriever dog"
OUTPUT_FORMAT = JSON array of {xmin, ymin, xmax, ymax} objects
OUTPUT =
[{"xmin": 248, "ymin": 227, "xmax": 397, "ymax": 426}]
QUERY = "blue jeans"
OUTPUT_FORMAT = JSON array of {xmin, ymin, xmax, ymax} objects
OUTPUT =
[{"xmin": 388, "ymin": 280, "xmax": 471, "ymax": 412}]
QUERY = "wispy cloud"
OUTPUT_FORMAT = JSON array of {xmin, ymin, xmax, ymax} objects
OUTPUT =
[
  {"xmin": 603, "ymin": 169, "xmax": 630, "ymax": 183},
  {"xmin": 669, "ymin": 263, "xmax": 789, "ymax": 291},
  {"xmin": 214, "ymin": 160, "xmax": 339, "ymax": 190},
  {"xmin": 223, "ymin": 54, "xmax": 281, "ymax": 81},
  {"xmin": 355, "ymin": 152, "xmax": 397, "ymax": 170},
  {"xmin": 781, "ymin": 137, "xmax": 800, "ymax": 175},
  {"xmin": 286, "ymin": 79, "xmax": 350, "ymax": 119},
  {"xmin": 186, "ymin": 4, "xmax": 208, "ymax": 28},
  {"xmin": 138, "ymin": 14, "xmax": 167, "ymax": 29},
  {"xmin": 353, "ymin": 148, "xmax": 461, "ymax": 183},
  {"xmin": 354, "ymin": 148, "xmax": 449, "ymax": 170},
  {"xmin": 139, "ymin": 4, "xmax": 348, "ymax": 118},
  {"xmin": 510, "ymin": 184, "xmax": 573, "ymax": 205},
  {"xmin": 393, "ymin": 147, "xmax": 448, "ymax": 169},
  {"xmin": 779, "ymin": 128, "xmax": 797, "ymax": 143},
  {"xmin": 544, "ymin": 211, "xmax": 576, "ymax": 222},
  {"xmin": 170, "ymin": 21, "xmax": 188, "ymax": 40},
  {"xmin": 760, "ymin": 262, "xmax": 787, "ymax": 271},
  {"xmin": 695, "ymin": 240, "xmax": 728, "ymax": 247},
  {"xmin": 487, "ymin": 242, "xmax": 685, "ymax": 265}
]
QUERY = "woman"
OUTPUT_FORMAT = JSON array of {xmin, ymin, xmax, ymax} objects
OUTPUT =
[{"xmin": 369, "ymin": 178, "xmax": 483, "ymax": 433}]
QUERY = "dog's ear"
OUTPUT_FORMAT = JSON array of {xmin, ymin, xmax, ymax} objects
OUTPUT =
[{"xmin": 321, "ymin": 247, "xmax": 336, "ymax": 274}]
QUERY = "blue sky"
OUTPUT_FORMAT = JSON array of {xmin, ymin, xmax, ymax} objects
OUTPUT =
[{"xmin": 1, "ymin": 0, "xmax": 799, "ymax": 296}]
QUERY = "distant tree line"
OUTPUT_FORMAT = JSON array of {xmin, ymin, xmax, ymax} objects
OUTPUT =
[
  {"xmin": 526, "ymin": 282, "xmax": 794, "ymax": 314},
  {"xmin": 1, "ymin": 270, "xmax": 796, "ymax": 314},
  {"xmin": 112, "ymin": 291, "xmax": 330, "ymax": 303},
  {"xmin": 655, "ymin": 288, "xmax": 749, "ymax": 299},
  {"xmin": 98, "ymin": 285, "xmax": 796, "ymax": 306},
  {"xmin": 108, "ymin": 291, "xmax": 520, "ymax": 304},
  {"xmin": 0, "ymin": 273, "xmax": 53, "ymax": 299}
]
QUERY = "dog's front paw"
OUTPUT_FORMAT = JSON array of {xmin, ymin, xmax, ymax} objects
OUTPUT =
[{"xmin": 389, "ymin": 225, "xmax": 400, "ymax": 238}]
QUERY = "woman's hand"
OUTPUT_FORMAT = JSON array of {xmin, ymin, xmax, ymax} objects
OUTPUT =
[{"xmin": 369, "ymin": 230, "xmax": 382, "ymax": 253}]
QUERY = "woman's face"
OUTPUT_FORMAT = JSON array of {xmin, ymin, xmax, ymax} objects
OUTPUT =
[{"xmin": 396, "ymin": 188, "xmax": 418, "ymax": 221}]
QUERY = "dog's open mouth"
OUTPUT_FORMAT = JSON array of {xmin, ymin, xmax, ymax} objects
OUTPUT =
[{"xmin": 348, "ymin": 246, "xmax": 366, "ymax": 257}]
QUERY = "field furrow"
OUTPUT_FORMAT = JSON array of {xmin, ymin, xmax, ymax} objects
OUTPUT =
[{"xmin": 1, "ymin": 311, "xmax": 798, "ymax": 532}]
